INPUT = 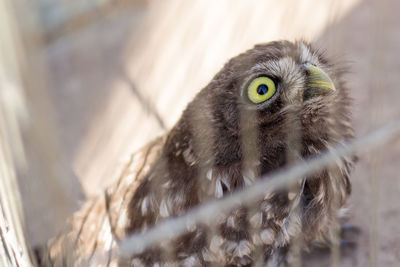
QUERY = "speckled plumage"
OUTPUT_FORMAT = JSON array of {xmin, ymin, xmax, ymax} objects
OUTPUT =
[{"xmin": 45, "ymin": 40, "xmax": 355, "ymax": 266}]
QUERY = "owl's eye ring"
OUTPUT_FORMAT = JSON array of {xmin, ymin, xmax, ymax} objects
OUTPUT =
[{"xmin": 247, "ymin": 76, "xmax": 277, "ymax": 104}]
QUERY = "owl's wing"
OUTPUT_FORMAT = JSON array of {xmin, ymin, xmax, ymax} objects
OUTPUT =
[{"xmin": 44, "ymin": 136, "xmax": 166, "ymax": 266}]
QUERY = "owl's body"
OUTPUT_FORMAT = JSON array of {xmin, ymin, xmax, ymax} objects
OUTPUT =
[{"xmin": 46, "ymin": 40, "xmax": 355, "ymax": 266}]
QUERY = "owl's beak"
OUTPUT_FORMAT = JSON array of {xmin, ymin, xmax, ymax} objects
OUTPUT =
[{"xmin": 302, "ymin": 62, "xmax": 336, "ymax": 99}]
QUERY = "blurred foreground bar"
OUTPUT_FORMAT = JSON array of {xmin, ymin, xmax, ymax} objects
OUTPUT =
[{"xmin": 0, "ymin": 0, "xmax": 84, "ymax": 251}]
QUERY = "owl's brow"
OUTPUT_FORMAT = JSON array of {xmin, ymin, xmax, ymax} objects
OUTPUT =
[{"xmin": 249, "ymin": 57, "xmax": 296, "ymax": 78}]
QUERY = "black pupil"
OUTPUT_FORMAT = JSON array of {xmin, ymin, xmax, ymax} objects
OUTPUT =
[{"xmin": 257, "ymin": 84, "xmax": 268, "ymax": 95}]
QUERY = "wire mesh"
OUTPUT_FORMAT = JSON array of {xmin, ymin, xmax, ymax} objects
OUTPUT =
[{"xmin": 1, "ymin": 0, "xmax": 400, "ymax": 266}]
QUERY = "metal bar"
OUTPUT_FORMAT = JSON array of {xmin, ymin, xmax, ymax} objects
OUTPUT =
[{"xmin": 120, "ymin": 118, "xmax": 400, "ymax": 256}]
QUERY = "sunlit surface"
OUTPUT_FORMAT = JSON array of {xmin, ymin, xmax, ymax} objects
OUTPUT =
[{"xmin": 2, "ymin": 0, "xmax": 400, "ymax": 265}]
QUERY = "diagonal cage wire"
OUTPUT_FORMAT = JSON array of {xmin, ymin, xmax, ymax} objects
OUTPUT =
[{"xmin": 119, "ymin": 117, "xmax": 400, "ymax": 256}]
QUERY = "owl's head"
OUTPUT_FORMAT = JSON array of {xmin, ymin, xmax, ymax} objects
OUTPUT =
[{"xmin": 174, "ymin": 40, "xmax": 353, "ymax": 179}]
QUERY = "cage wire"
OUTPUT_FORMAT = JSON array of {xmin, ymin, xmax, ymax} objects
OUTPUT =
[{"xmin": 1, "ymin": 0, "xmax": 400, "ymax": 266}]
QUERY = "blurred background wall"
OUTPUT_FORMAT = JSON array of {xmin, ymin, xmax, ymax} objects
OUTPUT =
[{"xmin": 4, "ymin": 0, "xmax": 400, "ymax": 265}]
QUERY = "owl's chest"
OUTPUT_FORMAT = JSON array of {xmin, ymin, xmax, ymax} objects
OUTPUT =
[{"xmin": 127, "ymin": 164, "xmax": 300, "ymax": 265}]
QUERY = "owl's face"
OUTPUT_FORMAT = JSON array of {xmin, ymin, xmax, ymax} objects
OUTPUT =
[
  {"xmin": 236, "ymin": 42, "xmax": 337, "ymax": 110},
  {"xmin": 188, "ymin": 40, "xmax": 352, "ymax": 174}
]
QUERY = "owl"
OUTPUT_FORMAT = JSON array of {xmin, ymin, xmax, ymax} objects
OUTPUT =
[{"xmin": 45, "ymin": 40, "xmax": 355, "ymax": 266}]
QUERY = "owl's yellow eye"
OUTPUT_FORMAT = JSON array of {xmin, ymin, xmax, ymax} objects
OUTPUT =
[{"xmin": 247, "ymin": 77, "xmax": 277, "ymax": 104}]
